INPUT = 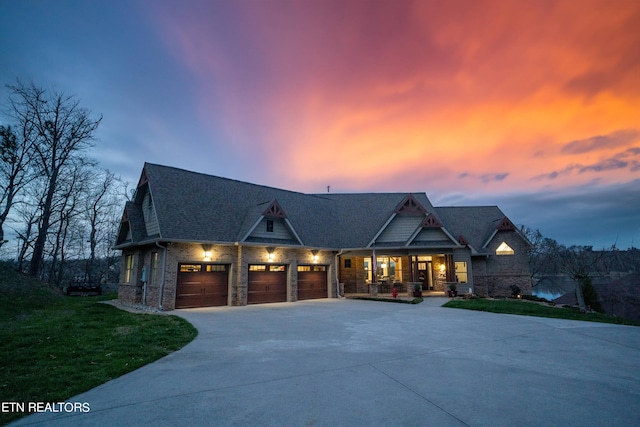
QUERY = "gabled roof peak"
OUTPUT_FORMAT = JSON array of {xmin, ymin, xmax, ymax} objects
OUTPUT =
[
  {"xmin": 395, "ymin": 194, "xmax": 427, "ymax": 215},
  {"xmin": 420, "ymin": 213, "xmax": 443, "ymax": 228},
  {"xmin": 263, "ymin": 200, "xmax": 287, "ymax": 218},
  {"xmin": 497, "ymin": 216, "xmax": 516, "ymax": 231}
]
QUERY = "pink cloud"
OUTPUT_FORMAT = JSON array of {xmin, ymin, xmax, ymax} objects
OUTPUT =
[{"xmin": 151, "ymin": 0, "xmax": 640, "ymax": 194}]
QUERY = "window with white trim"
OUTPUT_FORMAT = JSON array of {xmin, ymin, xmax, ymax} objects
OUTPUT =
[{"xmin": 454, "ymin": 262, "xmax": 468, "ymax": 283}]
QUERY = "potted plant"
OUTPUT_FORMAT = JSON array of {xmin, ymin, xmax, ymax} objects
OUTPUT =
[
  {"xmin": 413, "ymin": 283, "xmax": 422, "ymax": 297},
  {"xmin": 448, "ymin": 283, "xmax": 458, "ymax": 297}
]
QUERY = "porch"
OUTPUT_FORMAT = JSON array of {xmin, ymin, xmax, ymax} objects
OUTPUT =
[{"xmin": 338, "ymin": 252, "xmax": 469, "ymax": 296}]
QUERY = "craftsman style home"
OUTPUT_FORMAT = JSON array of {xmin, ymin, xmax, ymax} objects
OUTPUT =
[{"xmin": 115, "ymin": 163, "xmax": 531, "ymax": 310}]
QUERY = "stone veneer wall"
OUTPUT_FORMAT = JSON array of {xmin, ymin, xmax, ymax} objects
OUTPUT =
[
  {"xmin": 472, "ymin": 231, "xmax": 532, "ymax": 297},
  {"xmin": 119, "ymin": 242, "xmax": 337, "ymax": 310},
  {"xmin": 117, "ymin": 249, "xmax": 144, "ymax": 305}
]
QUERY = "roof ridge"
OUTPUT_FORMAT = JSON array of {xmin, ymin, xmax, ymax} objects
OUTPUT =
[{"xmin": 144, "ymin": 162, "xmax": 310, "ymax": 196}]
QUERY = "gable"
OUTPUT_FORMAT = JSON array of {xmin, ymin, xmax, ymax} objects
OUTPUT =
[
  {"xmin": 263, "ymin": 200, "xmax": 287, "ymax": 218},
  {"xmin": 245, "ymin": 217, "xmax": 301, "ymax": 244},
  {"xmin": 116, "ymin": 211, "xmax": 131, "ymax": 245},
  {"xmin": 395, "ymin": 194, "xmax": 427, "ymax": 216},
  {"xmin": 142, "ymin": 191, "xmax": 159, "ymax": 237},
  {"xmin": 375, "ymin": 215, "xmax": 423, "ymax": 245},
  {"xmin": 482, "ymin": 216, "xmax": 531, "ymax": 249},
  {"xmin": 410, "ymin": 227, "xmax": 459, "ymax": 247}
]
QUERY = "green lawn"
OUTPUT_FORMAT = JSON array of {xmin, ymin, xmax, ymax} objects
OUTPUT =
[
  {"xmin": 443, "ymin": 298, "xmax": 640, "ymax": 326},
  {"xmin": 0, "ymin": 264, "xmax": 197, "ymax": 425}
]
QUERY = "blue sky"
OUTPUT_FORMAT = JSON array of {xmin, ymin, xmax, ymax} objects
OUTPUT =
[{"xmin": 1, "ymin": 0, "xmax": 639, "ymax": 249}]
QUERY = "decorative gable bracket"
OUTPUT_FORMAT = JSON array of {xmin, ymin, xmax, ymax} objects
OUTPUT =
[
  {"xmin": 497, "ymin": 216, "xmax": 516, "ymax": 231},
  {"xmin": 395, "ymin": 194, "xmax": 427, "ymax": 216},
  {"xmin": 420, "ymin": 213, "xmax": 443, "ymax": 228},
  {"xmin": 457, "ymin": 234, "xmax": 469, "ymax": 246},
  {"xmin": 263, "ymin": 200, "xmax": 287, "ymax": 218}
]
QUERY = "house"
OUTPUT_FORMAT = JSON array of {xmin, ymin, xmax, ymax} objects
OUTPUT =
[{"xmin": 114, "ymin": 163, "xmax": 531, "ymax": 310}]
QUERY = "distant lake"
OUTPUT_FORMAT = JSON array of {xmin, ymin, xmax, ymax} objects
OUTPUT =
[
  {"xmin": 532, "ymin": 276, "xmax": 574, "ymax": 300},
  {"xmin": 532, "ymin": 290, "xmax": 563, "ymax": 301}
]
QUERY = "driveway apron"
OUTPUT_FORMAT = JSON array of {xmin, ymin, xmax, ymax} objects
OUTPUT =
[{"xmin": 11, "ymin": 298, "xmax": 640, "ymax": 426}]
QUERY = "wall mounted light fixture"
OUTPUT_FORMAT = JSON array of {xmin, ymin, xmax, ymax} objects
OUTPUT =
[
  {"xmin": 311, "ymin": 250, "xmax": 319, "ymax": 264},
  {"xmin": 202, "ymin": 244, "xmax": 213, "ymax": 261},
  {"xmin": 267, "ymin": 247, "xmax": 276, "ymax": 262}
]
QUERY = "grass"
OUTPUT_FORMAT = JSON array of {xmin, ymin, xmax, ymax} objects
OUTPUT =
[
  {"xmin": 0, "ymin": 263, "xmax": 198, "ymax": 425},
  {"xmin": 443, "ymin": 298, "xmax": 640, "ymax": 326}
]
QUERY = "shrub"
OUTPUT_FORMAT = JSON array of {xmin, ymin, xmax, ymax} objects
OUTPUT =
[{"xmin": 509, "ymin": 284, "xmax": 521, "ymax": 298}]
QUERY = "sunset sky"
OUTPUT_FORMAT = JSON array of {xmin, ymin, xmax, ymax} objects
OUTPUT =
[{"xmin": 1, "ymin": 0, "xmax": 639, "ymax": 249}]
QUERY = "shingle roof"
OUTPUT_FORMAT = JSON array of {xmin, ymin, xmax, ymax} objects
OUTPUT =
[
  {"xmin": 435, "ymin": 206, "xmax": 507, "ymax": 252},
  {"xmin": 115, "ymin": 163, "xmax": 523, "ymax": 251}
]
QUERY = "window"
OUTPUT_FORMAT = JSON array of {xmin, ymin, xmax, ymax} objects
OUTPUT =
[
  {"xmin": 454, "ymin": 262, "xmax": 468, "ymax": 283},
  {"xmin": 124, "ymin": 254, "xmax": 134, "ymax": 282},
  {"xmin": 150, "ymin": 252, "xmax": 158, "ymax": 285},
  {"xmin": 249, "ymin": 265, "xmax": 266, "ymax": 271},
  {"xmin": 266, "ymin": 219, "xmax": 274, "ymax": 232},
  {"xmin": 344, "ymin": 259, "xmax": 352, "ymax": 268},
  {"xmin": 270, "ymin": 265, "xmax": 286, "ymax": 272},
  {"xmin": 298, "ymin": 265, "xmax": 326, "ymax": 272},
  {"xmin": 496, "ymin": 242, "xmax": 515, "ymax": 255},
  {"xmin": 206, "ymin": 264, "xmax": 227, "ymax": 272},
  {"xmin": 180, "ymin": 264, "xmax": 202, "ymax": 272},
  {"xmin": 365, "ymin": 256, "xmax": 402, "ymax": 282}
]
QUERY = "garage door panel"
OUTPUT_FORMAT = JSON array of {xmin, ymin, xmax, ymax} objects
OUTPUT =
[
  {"xmin": 248, "ymin": 266, "xmax": 287, "ymax": 304},
  {"xmin": 176, "ymin": 264, "xmax": 229, "ymax": 308},
  {"xmin": 298, "ymin": 269, "xmax": 328, "ymax": 300}
]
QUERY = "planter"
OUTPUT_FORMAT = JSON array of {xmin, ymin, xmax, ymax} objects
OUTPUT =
[
  {"xmin": 448, "ymin": 290, "xmax": 458, "ymax": 297},
  {"xmin": 413, "ymin": 291, "xmax": 422, "ymax": 297}
]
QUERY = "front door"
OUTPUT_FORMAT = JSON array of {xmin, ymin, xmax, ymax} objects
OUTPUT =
[{"xmin": 416, "ymin": 261, "xmax": 434, "ymax": 291}]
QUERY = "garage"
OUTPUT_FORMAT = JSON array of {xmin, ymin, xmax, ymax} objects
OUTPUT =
[
  {"xmin": 297, "ymin": 265, "xmax": 328, "ymax": 300},
  {"xmin": 175, "ymin": 263, "xmax": 229, "ymax": 308},
  {"xmin": 248, "ymin": 264, "xmax": 287, "ymax": 304}
]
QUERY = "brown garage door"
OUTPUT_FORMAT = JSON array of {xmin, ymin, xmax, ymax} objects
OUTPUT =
[
  {"xmin": 297, "ymin": 265, "xmax": 328, "ymax": 300},
  {"xmin": 176, "ymin": 263, "xmax": 229, "ymax": 308},
  {"xmin": 248, "ymin": 264, "xmax": 287, "ymax": 304}
]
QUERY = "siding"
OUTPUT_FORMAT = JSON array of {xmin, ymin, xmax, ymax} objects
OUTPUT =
[
  {"xmin": 377, "ymin": 216, "xmax": 422, "ymax": 243},
  {"xmin": 413, "ymin": 228, "xmax": 451, "ymax": 242},
  {"xmin": 142, "ymin": 192, "xmax": 160, "ymax": 237},
  {"xmin": 249, "ymin": 217, "xmax": 293, "ymax": 240}
]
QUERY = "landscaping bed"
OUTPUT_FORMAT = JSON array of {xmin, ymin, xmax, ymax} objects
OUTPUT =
[
  {"xmin": 443, "ymin": 297, "xmax": 640, "ymax": 326},
  {"xmin": 348, "ymin": 296, "xmax": 424, "ymax": 304}
]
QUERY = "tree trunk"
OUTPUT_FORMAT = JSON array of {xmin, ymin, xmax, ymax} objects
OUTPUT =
[{"xmin": 29, "ymin": 171, "xmax": 57, "ymax": 277}]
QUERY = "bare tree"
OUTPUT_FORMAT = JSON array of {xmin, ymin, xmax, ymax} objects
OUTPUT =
[
  {"xmin": 83, "ymin": 168, "xmax": 121, "ymax": 283},
  {"xmin": 5, "ymin": 80, "xmax": 101, "ymax": 277},
  {"xmin": 46, "ymin": 159, "xmax": 92, "ymax": 286},
  {"xmin": 558, "ymin": 245, "xmax": 610, "ymax": 312},
  {"xmin": 0, "ymin": 124, "xmax": 35, "ymax": 248}
]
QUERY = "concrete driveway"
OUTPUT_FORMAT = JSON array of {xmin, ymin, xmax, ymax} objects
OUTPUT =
[{"xmin": 12, "ymin": 298, "xmax": 640, "ymax": 426}]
